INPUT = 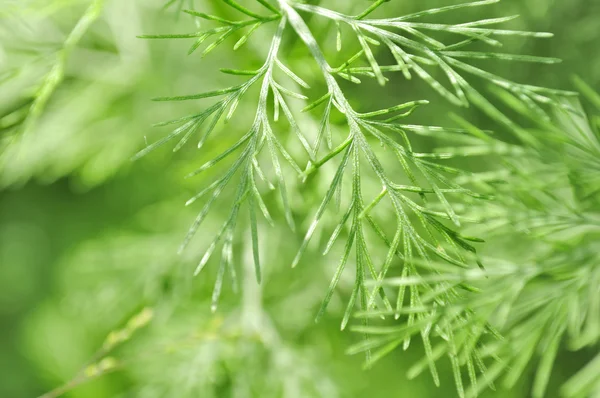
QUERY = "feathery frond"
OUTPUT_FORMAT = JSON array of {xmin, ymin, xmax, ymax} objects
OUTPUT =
[{"xmin": 138, "ymin": 0, "xmax": 565, "ymax": 327}]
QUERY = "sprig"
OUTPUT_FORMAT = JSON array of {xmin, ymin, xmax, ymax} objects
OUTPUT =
[
  {"xmin": 279, "ymin": 0, "xmax": 498, "ymax": 336},
  {"xmin": 140, "ymin": 6, "xmax": 279, "ymax": 56},
  {"xmin": 293, "ymin": 0, "xmax": 576, "ymax": 128},
  {"xmin": 138, "ymin": 10, "xmax": 324, "ymax": 311}
]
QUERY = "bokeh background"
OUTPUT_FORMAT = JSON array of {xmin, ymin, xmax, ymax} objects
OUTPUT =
[{"xmin": 1, "ymin": 0, "xmax": 599, "ymax": 397}]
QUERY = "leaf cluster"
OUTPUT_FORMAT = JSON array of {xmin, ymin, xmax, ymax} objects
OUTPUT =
[{"xmin": 357, "ymin": 79, "xmax": 600, "ymax": 398}]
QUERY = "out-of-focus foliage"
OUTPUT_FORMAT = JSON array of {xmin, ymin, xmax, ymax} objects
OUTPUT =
[
  {"xmin": 357, "ymin": 81, "xmax": 600, "ymax": 398},
  {"xmin": 0, "ymin": 1, "xmax": 598, "ymax": 398}
]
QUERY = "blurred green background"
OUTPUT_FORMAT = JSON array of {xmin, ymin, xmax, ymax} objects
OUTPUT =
[{"xmin": 1, "ymin": 0, "xmax": 599, "ymax": 397}]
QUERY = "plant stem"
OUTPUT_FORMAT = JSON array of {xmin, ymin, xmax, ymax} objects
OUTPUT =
[{"xmin": 355, "ymin": 0, "xmax": 388, "ymax": 20}]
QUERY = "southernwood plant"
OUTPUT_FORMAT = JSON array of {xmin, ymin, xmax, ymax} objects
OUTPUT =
[{"xmin": 1, "ymin": 0, "xmax": 599, "ymax": 397}]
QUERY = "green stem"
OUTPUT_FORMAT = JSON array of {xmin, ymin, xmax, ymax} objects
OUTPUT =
[
  {"xmin": 223, "ymin": 0, "xmax": 268, "ymax": 20},
  {"xmin": 255, "ymin": 0, "xmax": 280, "ymax": 14},
  {"xmin": 304, "ymin": 137, "xmax": 353, "ymax": 176},
  {"xmin": 355, "ymin": 0, "xmax": 387, "ymax": 20}
]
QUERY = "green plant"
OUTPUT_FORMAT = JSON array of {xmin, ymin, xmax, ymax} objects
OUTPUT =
[
  {"xmin": 2, "ymin": 1, "xmax": 599, "ymax": 397},
  {"xmin": 130, "ymin": 0, "xmax": 586, "ymax": 395}
]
